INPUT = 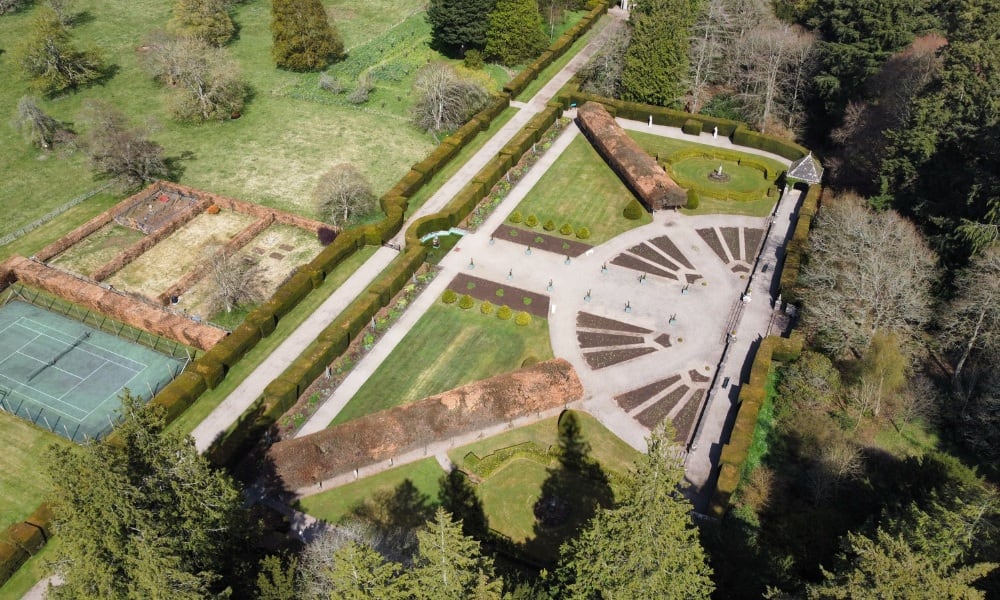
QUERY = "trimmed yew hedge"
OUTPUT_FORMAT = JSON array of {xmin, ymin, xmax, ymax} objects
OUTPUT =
[
  {"xmin": 778, "ymin": 184, "xmax": 821, "ymax": 304},
  {"xmin": 154, "ymin": 370, "xmax": 208, "ymax": 420},
  {"xmin": 732, "ymin": 127, "xmax": 808, "ymax": 161},
  {"xmin": 0, "ymin": 503, "xmax": 53, "ymax": 587}
]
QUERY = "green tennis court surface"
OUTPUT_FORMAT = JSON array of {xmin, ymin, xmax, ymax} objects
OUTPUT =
[{"xmin": 0, "ymin": 301, "xmax": 183, "ymax": 442}]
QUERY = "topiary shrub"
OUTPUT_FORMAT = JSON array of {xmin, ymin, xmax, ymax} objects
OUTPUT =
[
  {"xmin": 682, "ymin": 118, "xmax": 703, "ymax": 135},
  {"xmin": 459, "ymin": 294, "xmax": 474, "ymax": 309},
  {"xmin": 623, "ymin": 198, "xmax": 644, "ymax": 220},
  {"xmin": 522, "ymin": 296, "xmax": 533, "ymax": 306},
  {"xmin": 525, "ymin": 214, "xmax": 539, "ymax": 227},
  {"xmin": 515, "ymin": 311, "xmax": 532, "ymax": 326},
  {"xmin": 576, "ymin": 226, "xmax": 591, "ymax": 239},
  {"xmin": 509, "ymin": 210, "xmax": 522, "ymax": 223},
  {"xmin": 480, "ymin": 300, "xmax": 494, "ymax": 315},
  {"xmin": 442, "ymin": 289, "xmax": 458, "ymax": 304},
  {"xmin": 317, "ymin": 226, "xmax": 338, "ymax": 245},
  {"xmin": 686, "ymin": 189, "xmax": 700, "ymax": 209},
  {"xmin": 543, "ymin": 219, "xmax": 556, "ymax": 231},
  {"xmin": 495, "ymin": 288, "xmax": 505, "ymax": 298},
  {"xmin": 560, "ymin": 223, "xmax": 574, "ymax": 235},
  {"xmin": 497, "ymin": 305, "xmax": 513, "ymax": 320}
]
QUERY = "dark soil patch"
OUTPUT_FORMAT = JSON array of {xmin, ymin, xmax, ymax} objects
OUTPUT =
[
  {"xmin": 743, "ymin": 228, "xmax": 764, "ymax": 258},
  {"xmin": 688, "ymin": 368, "xmax": 711, "ymax": 383},
  {"xmin": 720, "ymin": 226, "xmax": 742, "ymax": 259},
  {"xmin": 610, "ymin": 254, "xmax": 676, "ymax": 279},
  {"xmin": 278, "ymin": 243, "xmax": 294, "ymax": 252},
  {"xmin": 576, "ymin": 331, "xmax": 645, "ymax": 349},
  {"xmin": 650, "ymin": 235, "xmax": 694, "ymax": 269},
  {"xmin": 576, "ymin": 312, "xmax": 652, "ymax": 334},
  {"xmin": 269, "ymin": 252, "xmax": 284, "ymax": 260},
  {"xmin": 253, "ymin": 247, "xmax": 265, "ymax": 254},
  {"xmin": 615, "ymin": 374, "xmax": 681, "ymax": 411},
  {"xmin": 732, "ymin": 264, "xmax": 750, "ymax": 273},
  {"xmin": 493, "ymin": 224, "xmax": 593, "ymax": 258},
  {"xmin": 654, "ymin": 333, "xmax": 672, "ymax": 348},
  {"xmin": 686, "ymin": 273, "xmax": 703, "ymax": 283},
  {"xmin": 673, "ymin": 388, "xmax": 705, "ymax": 442},
  {"xmin": 584, "ymin": 346, "xmax": 656, "ymax": 370},
  {"xmin": 629, "ymin": 242, "xmax": 680, "ymax": 271},
  {"xmin": 697, "ymin": 228, "xmax": 729, "ymax": 264},
  {"xmin": 449, "ymin": 273, "xmax": 549, "ymax": 318},
  {"xmin": 636, "ymin": 385, "xmax": 689, "ymax": 428}
]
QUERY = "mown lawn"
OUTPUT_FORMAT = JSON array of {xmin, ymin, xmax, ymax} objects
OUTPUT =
[
  {"xmin": 511, "ymin": 134, "xmax": 652, "ymax": 245},
  {"xmin": 331, "ymin": 302, "xmax": 553, "ymax": 425},
  {"xmin": 0, "ymin": 414, "xmax": 68, "ymax": 532},
  {"xmin": 296, "ymin": 458, "xmax": 446, "ymax": 525},
  {"xmin": 0, "ymin": 0, "xmax": 434, "ymax": 239}
]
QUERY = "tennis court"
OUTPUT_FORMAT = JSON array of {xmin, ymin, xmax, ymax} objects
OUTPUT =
[{"xmin": 0, "ymin": 301, "xmax": 183, "ymax": 442}]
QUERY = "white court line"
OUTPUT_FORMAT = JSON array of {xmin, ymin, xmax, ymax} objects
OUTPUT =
[{"xmin": 14, "ymin": 316, "xmax": 149, "ymax": 372}]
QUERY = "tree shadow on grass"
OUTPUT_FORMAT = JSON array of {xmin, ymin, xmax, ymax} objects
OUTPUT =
[
  {"xmin": 520, "ymin": 410, "xmax": 615, "ymax": 566},
  {"xmin": 345, "ymin": 478, "xmax": 435, "ymax": 564},
  {"xmin": 439, "ymin": 467, "xmax": 489, "ymax": 540}
]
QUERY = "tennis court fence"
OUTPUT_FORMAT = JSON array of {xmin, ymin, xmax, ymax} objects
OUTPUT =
[
  {"xmin": 0, "ymin": 387, "xmax": 119, "ymax": 442},
  {"xmin": 1, "ymin": 283, "xmax": 195, "ymax": 364}
]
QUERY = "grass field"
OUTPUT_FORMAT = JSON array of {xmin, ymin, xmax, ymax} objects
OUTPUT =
[
  {"xmin": 511, "ymin": 134, "xmax": 652, "ymax": 244},
  {"xmin": 167, "ymin": 245, "xmax": 378, "ymax": 436},
  {"xmin": 0, "ymin": 0, "xmax": 434, "ymax": 239},
  {"xmin": 0, "ymin": 413, "xmax": 67, "ymax": 532},
  {"xmin": 331, "ymin": 302, "xmax": 553, "ymax": 426},
  {"xmin": 48, "ymin": 224, "xmax": 146, "ymax": 277},
  {"xmin": 296, "ymin": 458, "xmax": 446, "ymax": 525}
]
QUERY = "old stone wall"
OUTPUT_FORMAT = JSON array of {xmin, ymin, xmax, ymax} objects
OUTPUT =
[
  {"xmin": 266, "ymin": 359, "xmax": 584, "ymax": 490},
  {"xmin": 576, "ymin": 101, "xmax": 687, "ymax": 209},
  {"xmin": 160, "ymin": 181, "xmax": 330, "ymax": 234},
  {"xmin": 6, "ymin": 256, "xmax": 226, "ymax": 350}
]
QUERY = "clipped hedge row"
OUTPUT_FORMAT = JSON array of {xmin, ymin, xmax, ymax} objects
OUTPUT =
[
  {"xmin": 733, "ymin": 127, "xmax": 808, "ymax": 161},
  {"xmin": 709, "ymin": 335, "xmax": 803, "ymax": 518},
  {"xmin": 154, "ymin": 370, "xmax": 209, "ymax": 421},
  {"xmin": 565, "ymin": 88, "xmax": 743, "ymax": 137},
  {"xmin": 412, "ymin": 141, "xmax": 460, "ymax": 178},
  {"xmin": 0, "ymin": 503, "xmax": 53, "ymax": 588},
  {"xmin": 465, "ymin": 442, "xmax": 553, "ymax": 478},
  {"xmin": 778, "ymin": 184, "xmax": 821, "ymax": 304}
]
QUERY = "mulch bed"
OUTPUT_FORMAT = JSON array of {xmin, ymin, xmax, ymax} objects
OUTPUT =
[
  {"xmin": 576, "ymin": 331, "xmax": 645, "ymax": 349},
  {"xmin": 649, "ymin": 235, "xmax": 694, "ymax": 269},
  {"xmin": 576, "ymin": 311, "xmax": 652, "ymax": 334},
  {"xmin": 654, "ymin": 333, "xmax": 672, "ymax": 348},
  {"xmin": 720, "ymin": 226, "xmax": 742, "ymax": 259},
  {"xmin": 630, "ymin": 242, "xmax": 680, "ymax": 271},
  {"xmin": 673, "ymin": 388, "xmax": 706, "ymax": 442},
  {"xmin": 448, "ymin": 273, "xmax": 550, "ymax": 318},
  {"xmin": 583, "ymin": 346, "xmax": 656, "ymax": 370},
  {"xmin": 610, "ymin": 254, "xmax": 675, "ymax": 279},
  {"xmin": 492, "ymin": 225, "xmax": 593, "ymax": 258},
  {"xmin": 743, "ymin": 228, "xmax": 765, "ymax": 258},
  {"xmin": 688, "ymin": 368, "xmax": 711, "ymax": 383},
  {"xmin": 615, "ymin": 374, "xmax": 681, "ymax": 412},
  {"xmin": 636, "ymin": 385, "xmax": 690, "ymax": 428},
  {"xmin": 697, "ymin": 227, "xmax": 730, "ymax": 264}
]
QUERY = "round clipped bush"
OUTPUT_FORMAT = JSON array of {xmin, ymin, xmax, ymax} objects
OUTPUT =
[
  {"xmin": 497, "ymin": 305, "xmax": 513, "ymax": 320},
  {"xmin": 623, "ymin": 198, "xmax": 644, "ymax": 220},
  {"xmin": 543, "ymin": 219, "xmax": 556, "ymax": 231},
  {"xmin": 559, "ymin": 223, "xmax": 574, "ymax": 235},
  {"xmin": 515, "ymin": 311, "xmax": 532, "ymax": 326},
  {"xmin": 525, "ymin": 214, "xmax": 539, "ymax": 227},
  {"xmin": 509, "ymin": 210, "xmax": 522, "ymax": 223},
  {"xmin": 686, "ymin": 188, "xmax": 700, "ymax": 209},
  {"xmin": 495, "ymin": 288, "xmax": 505, "ymax": 298},
  {"xmin": 576, "ymin": 226, "xmax": 591, "ymax": 240},
  {"xmin": 522, "ymin": 296, "xmax": 532, "ymax": 306},
  {"xmin": 480, "ymin": 300, "xmax": 494, "ymax": 315},
  {"xmin": 441, "ymin": 289, "xmax": 458, "ymax": 304},
  {"xmin": 459, "ymin": 294, "xmax": 474, "ymax": 309}
]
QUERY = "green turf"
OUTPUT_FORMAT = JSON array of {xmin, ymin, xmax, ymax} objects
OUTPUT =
[
  {"xmin": 0, "ymin": 0, "xmax": 434, "ymax": 238},
  {"xmin": 296, "ymin": 458, "xmax": 445, "ymax": 525},
  {"xmin": 167, "ymin": 245, "xmax": 379, "ymax": 436},
  {"xmin": 0, "ymin": 413, "xmax": 67, "ymax": 532},
  {"xmin": 511, "ymin": 134, "xmax": 652, "ymax": 244},
  {"xmin": 331, "ymin": 302, "xmax": 553, "ymax": 425},
  {"xmin": 670, "ymin": 156, "xmax": 772, "ymax": 196}
]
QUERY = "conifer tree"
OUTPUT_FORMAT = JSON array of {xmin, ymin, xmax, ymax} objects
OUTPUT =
[
  {"xmin": 45, "ymin": 393, "xmax": 248, "ymax": 598},
  {"xmin": 326, "ymin": 541, "xmax": 401, "ymax": 598},
  {"xmin": 619, "ymin": 0, "xmax": 700, "ymax": 106},
  {"xmin": 427, "ymin": 0, "xmax": 496, "ymax": 57},
  {"xmin": 271, "ymin": 0, "xmax": 343, "ymax": 71},
  {"xmin": 484, "ymin": 0, "xmax": 548, "ymax": 66},
  {"xmin": 404, "ymin": 508, "xmax": 503, "ymax": 599},
  {"xmin": 169, "ymin": 0, "xmax": 235, "ymax": 47},
  {"xmin": 556, "ymin": 424, "xmax": 715, "ymax": 599}
]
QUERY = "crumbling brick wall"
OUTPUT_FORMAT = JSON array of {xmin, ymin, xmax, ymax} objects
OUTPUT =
[
  {"xmin": 5, "ymin": 256, "xmax": 226, "ymax": 350},
  {"xmin": 576, "ymin": 101, "xmax": 687, "ymax": 209},
  {"xmin": 162, "ymin": 182, "xmax": 331, "ymax": 234},
  {"xmin": 266, "ymin": 359, "xmax": 584, "ymax": 490}
]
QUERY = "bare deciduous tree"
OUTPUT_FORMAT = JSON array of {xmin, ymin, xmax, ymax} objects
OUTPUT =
[
  {"xmin": 733, "ymin": 23, "xmax": 815, "ymax": 133},
  {"xmin": 11, "ymin": 95, "xmax": 64, "ymax": 149},
  {"xmin": 313, "ymin": 163, "xmax": 376, "ymax": 227},
  {"xmin": 800, "ymin": 192, "xmax": 937, "ymax": 357},
  {"xmin": 577, "ymin": 18, "xmax": 630, "ymax": 98},
  {"xmin": 687, "ymin": 0, "xmax": 732, "ymax": 113},
  {"xmin": 412, "ymin": 62, "xmax": 490, "ymax": 138},
  {"xmin": 209, "ymin": 250, "xmax": 264, "ymax": 314},
  {"xmin": 79, "ymin": 100, "xmax": 168, "ymax": 187}
]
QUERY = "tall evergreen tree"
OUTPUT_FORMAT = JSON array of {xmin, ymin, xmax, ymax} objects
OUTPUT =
[
  {"xmin": 484, "ymin": 0, "xmax": 548, "ymax": 66},
  {"xmin": 15, "ymin": 7, "xmax": 106, "ymax": 96},
  {"xmin": 169, "ymin": 0, "xmax": 235, "ymax": 47},
  {"xmin": 404, "ymin": 508, "xmax": 503, "ymax": 599},
  {"xmin": 326, "ymin": 541, "xmax": 401, "ymax": 599},
  {"xmin": 426, "ymin": 0, "xmax": 496, "ymax": 57},
  {"xmin": 45, "ymin": 393, "xmax": 248, "ymax": 598},
  {"xmin": 619, "ymin": 0, "xmax": 701, "ymax": 106},
  {"xmin": 271, "ymin": 0, "xmax": 343, "ymax": 71},
  {"xmin": 556, "ymin": 424, "xmax": 715, "ymax": 599}
]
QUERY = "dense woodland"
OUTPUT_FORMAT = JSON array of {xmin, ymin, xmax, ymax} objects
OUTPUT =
[{"xmin": 3, "ymin": 0, "xmax": 998, "ymax": 597}]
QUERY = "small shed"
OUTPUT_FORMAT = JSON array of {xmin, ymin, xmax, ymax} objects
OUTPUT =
[{"xmin": 787, "ymin": 152, "xmax": 823, "ymax": 185}]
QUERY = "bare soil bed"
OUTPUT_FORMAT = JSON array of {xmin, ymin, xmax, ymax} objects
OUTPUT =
[
  {"xmin": 576, "ymin": 331, "xmax": 644, "ymax": 349},
  {"xmin": 448, "ymin": 273, "xmax": 550, "ymax": 319},
  {"xmin": 615, "ymin": 374, "xmax": 682, "ymax": 411},
  {"xmin": 49, "ymin": 224, "xmax": 145, "ymax": 277},
  {"xmin": 649, "ymin": 235, "xmax": 695, "ymax": 269},
  {"xmin": 635, "ymin": 385, "xmax": 690, "ymax": 428},
  {"xmin": 576, "ymin": 312, "xmax": 652, "ymax": 334},
  {"xmin": 583, "ymin": 346, "xmax": 657, "ymax": 369},
  {"xmin": 492, "ymin": 225, "xmax": 593, "ymax": 258},
  {"xmin": 108, "ymin": 210, "xmax": 256, "ymax": 299},
  {"xmin": 176, "ymin": 223, "xmax": 323, "ymax": 319}
]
